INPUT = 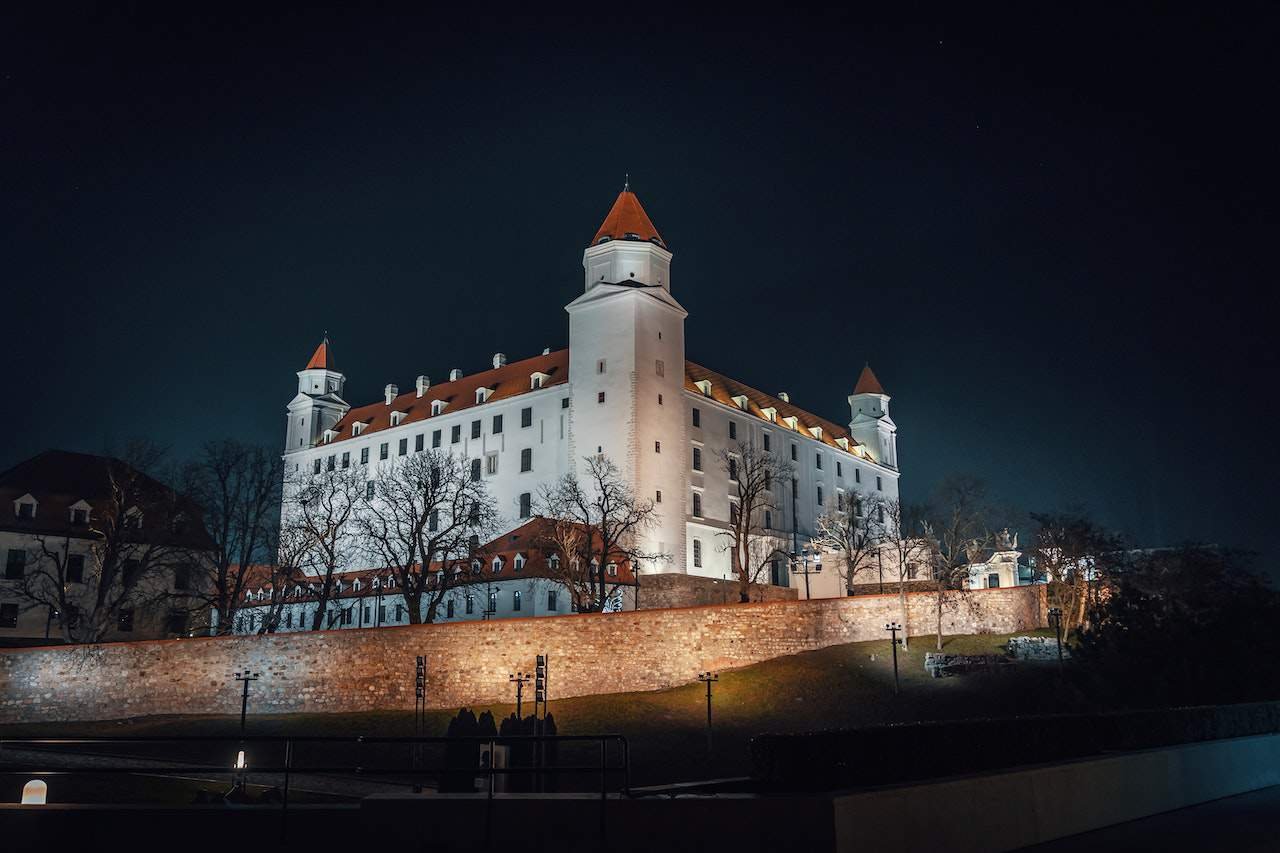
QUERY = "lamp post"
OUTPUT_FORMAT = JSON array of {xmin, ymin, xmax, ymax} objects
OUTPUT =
[
  {"xmin": 697, "ymin": 671, "xmax": 719, "ymax": 757},
  {"xmin": 509, "ymin": 671, "xmax": 532, "ymax": 719},
  {"xmin": 791, "ymin": 547, "xmax": 823, "ymax": 600},
  {"xmin": 1047, "ymin": 607, "xmax": 1064, "ymax": 667},
  {"xmin": 884, "ymin": 622, "xmax": 901, "ymax": 696},
  {"xmin": 233, "ymin": 670, "xmax": 261, "ymax": 737}
]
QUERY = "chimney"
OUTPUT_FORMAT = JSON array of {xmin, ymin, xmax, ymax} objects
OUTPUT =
[
  {"xmin": 415, "ymin": 376, "xmax": 430, "ymax": 397},
  {"xmin": 778, "ymin": 391, "xmax": 790, "ymax": 403},
  {"xmin": 542, "ymin": 347, "xmax": 551, "ymax": 355},
  {"xmin": 493, "ymin": 352, "xmax": 507, "ymax": 369},
  {"xmin": 384, "ymin": 384, "xmax": 398, "ymax": 405},
  {"xmin": 449, "ymin": 368, "xmax": 463, "ymax": 382}
]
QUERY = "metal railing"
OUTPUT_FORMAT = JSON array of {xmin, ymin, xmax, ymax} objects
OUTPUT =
[{"xmin": 0, "ymin": 732, "xmax": 631, "ymax": 809}]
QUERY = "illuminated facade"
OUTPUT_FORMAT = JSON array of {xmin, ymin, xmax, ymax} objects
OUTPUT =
[{"xmin": 281, "ymin": 187, "xmax": 901, "ymax": 609}]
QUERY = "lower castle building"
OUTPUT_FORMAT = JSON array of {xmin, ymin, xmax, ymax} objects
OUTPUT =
[{"xmin": 252, "ymin": 186, "xmax": 901, "ymax": 631}]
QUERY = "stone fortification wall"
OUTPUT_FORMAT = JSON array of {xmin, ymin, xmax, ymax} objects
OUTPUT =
[
  {"xmin": 0, "ymin": 586, "xmax": 1045, "ymax": 723},
  {"xmin": 639, "ymin": 573, "xmax": 798, "ymax": 609}
]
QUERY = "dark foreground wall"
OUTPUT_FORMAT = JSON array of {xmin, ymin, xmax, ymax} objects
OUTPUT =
[{"xmin": 0, "ymin": 586, "xmax": 1044, "ymax": 723}]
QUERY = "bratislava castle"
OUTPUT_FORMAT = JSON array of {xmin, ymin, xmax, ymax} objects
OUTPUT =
[{"xmin": 283, "ymin": 187, "xmax": 900, "ymax": 591}]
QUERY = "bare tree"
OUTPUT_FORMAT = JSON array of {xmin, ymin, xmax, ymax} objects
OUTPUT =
[
  {"xmin": 20, "ymin": 441, "xmax": 205, "ymax": 643},
  {"xmin": 922, "ymin": 475, "xmax": 992, "ymax": 650},
  {"xmin": 535, "ymin": 513, "xmax": 596, "ymax": 612},
  {"xmin": 282, "ymin": 464, "xmax": 364, "ymax": 630},
  {"xmin": 535, "ymin": 454, "xmax": 665, "ymax": 611},
  {"xmin": 716, "ymin": 440, "xmax": 793, "ymax": 603},
  {"xmin": 354, "ymin": 450, "xmax": 501, "ymax": 624},
  {"xmin": 1031, "ymin": 510, "xmax": 1120, "ymax": 633},
  {"xmin": 182, "ymin": 440, "xmax": 281, "ymax": 635},
  {"xmin": 878, "ymin": 496, "xmax": 930, "ymax": 650},
  {"xmin": 814, "ymin": 492, "xmax": 890, "ymax": 594},
  {"xmin": 255, "ymin": 523, "xmax": 310, "ymax": 633}
]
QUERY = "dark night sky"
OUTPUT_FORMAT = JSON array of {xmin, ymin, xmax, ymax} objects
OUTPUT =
[{"xmin": 3, "ymin": 7, "xmax": 1277, "ymax": 571}]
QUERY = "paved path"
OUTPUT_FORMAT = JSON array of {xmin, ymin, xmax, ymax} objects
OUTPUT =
[
  {"xmin": 1017, "ymin": 785, "xmax": 1280, "ymax": 852},
  {"xmin": 0, "ymin": 745, "xmax": 426, "ymax": 800}
]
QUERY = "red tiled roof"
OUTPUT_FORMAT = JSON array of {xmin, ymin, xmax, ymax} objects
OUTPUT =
[
  {"xmin": 591, "ymin": 190, "xmax": 665, "ymax": 249},
  {"xmin": 684, "ymin": 361, "xmax": 863, "ymax": 454},
  {"xmin": 238, "ymin": 517, "xmax": 636, "ymax": 603},
  {"xmin": 853, "ymin": 364, "xmax": 886, "ymax": 396},
  {"xmin": 305, "ymin": 336, "xmax": 332, "ymax": 370},
  {"xmin": 324, "ymin": 349, "xmax": 568, "ymax": 446}
]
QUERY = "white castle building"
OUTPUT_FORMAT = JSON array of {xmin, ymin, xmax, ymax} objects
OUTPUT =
[{"xmin": 259, "ymin": 186, "xmax": 901, "ymax": 630}]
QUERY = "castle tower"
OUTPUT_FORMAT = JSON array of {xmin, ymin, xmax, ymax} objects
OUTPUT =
[
  {"xmin": 566, "ymin": 184, "xmax": 688, "ymax": 573},
  {"xmin": 285, "ymin": 335, "xmax": 350, "ymax": 452},
  {"xmin": 848, "ymin": 364, "xmax": 898, "ymax": 469}
]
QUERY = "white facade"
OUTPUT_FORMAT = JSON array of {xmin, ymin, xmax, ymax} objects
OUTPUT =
[{"xmin": 279, "ymin": 188, "xmax": 902, "ymax": 606}]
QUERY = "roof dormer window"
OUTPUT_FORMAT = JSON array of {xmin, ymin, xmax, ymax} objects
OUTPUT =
[
  {"xmin": 761, "ymin": 407, "xmax": 777, "ymax": 423},
  {"xmin": 471, "ymin": 559, "xmax": 482, "ymax": 574},
  {"xmin": 732, "ymin": 395, "xmax": 749, "ymax": 411},
  {"xmin": 322, "ymin": 429, "xmax": 337, "ymax": 443},
  {"xmin": 783, "ymin": 415, "xmax": 799, "ymax": 431},
  {"xmin": 530, "ymin": 371, "xmax": 550, "ymax": 390},
  {"xmin": 69, "ymin": 500, "xmax": 90, "ymax": 525},
  {"xmin": 14, "ymin": 494, "xmax": 37, "ymax": 520},
  {"xmin": 431, "ymin": 400, "xmax": 447, "ymax": 416},
  {"xmin": 548, "ymin": 554, "xmax": 560, "ymax": 570},
  {"xmin": 476, "ymin": 387, "xmax": 493, "ymax": 404},
  {"xmin": 809, "ymin": 426, "xmax": 823, "ymax": 440},
  {"xmin": 836, "ymin": 437, "xmax": 850, "ymax": 451},
  {"xmin": 514, "ymin": 553, "xmax": 526, "ymax": 571},
  {"xmin": 491, "ymin": 556, "xmax": 504, "ymax": 574},
  {"xmin": 695, "ymin": 379, "xmax": 712, "ymax": 397},
  {"xmin": 352, "ymin": 579, "xmax": 362, "ymax": 592},
  {"xmin": 352, "ymin": 421, "xmax": 367, "ymax": 437}
]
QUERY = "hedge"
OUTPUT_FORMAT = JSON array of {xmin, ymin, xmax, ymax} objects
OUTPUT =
[{"xmin": 749, "ymin": 701, "xmax": 1280, "ymax": 791}]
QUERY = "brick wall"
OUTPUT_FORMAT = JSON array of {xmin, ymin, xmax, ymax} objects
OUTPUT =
[
  {"xmin": 0, "ymin": 586, "xmax": 1045, "ymax": 724},
  {"xmin": 639, "ymin": 573, "xmax": 798, "ymax": 609}
]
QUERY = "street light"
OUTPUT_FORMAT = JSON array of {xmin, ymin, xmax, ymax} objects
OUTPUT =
[
  {"xmin": 508, "ymin": 671, "xmax": 532, "ymax": 719},
  {"xmin": 233, "ymin": 670, "xmax": 261, "ymax": 737},
  {"xmin": 791, "ymin": 547, "xmax": 823, "ymax": 600},
  {"xmin": 21, "ymin": 780, "xmax": 47, "ymax": 805},
  {"xmin": 884, "ymin": 622, "xmax": 902, "ymax": 696},
  {"xmin": 696, "ymin": 671, "xmax": 719, "ymax": 757},
  {"xmin": 1047, "ymin": 607, "xmax": 1065, "ymax": 667}
]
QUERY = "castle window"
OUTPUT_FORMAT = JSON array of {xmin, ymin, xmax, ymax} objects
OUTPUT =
[
  {"xmin": 492, "ymin": 556, "xmax": 504, "ymax": 574},
  {"xmin": 732, "ymin": 395, "xmax": 749, "ymax": 411},
  {"xmin": 327, "ymin": 455, "xmax": 335, "ymax": 471},
  {"xmin": 607, "ymin": 562, "xmax": 617, "ymax": 577},
  {"xmin": 451, "ymin": 425, "xmax": 461, "ymax": 444},
  {"xmin": 692, "ymin": 408, "xmax": 701, "ymax": 428},
  {"xmin": 447, "ymin": 600, "xmax": 455, "ymax": 618},
  {"xmin": 692, "ymin": 492, "xmax": 703, "ymax": 517},
  {"xmin": 547, "ymin": 590, "xmax": 558, "ymax": 611},
  {"xmin": 655, "ymin": 490, "xmax": 662, "ymax": 503},
  {"xmin": 877, "ymin": 476, "xmax": 883, "ymax": 491},
  {"xmin": 432, "ymin": 429, "xmax": 442, "ymax": 448},
  {"xmin": 66, "ymin": 554, "xmax": 85, "ymax": 583},
  {"xmin": 790, "ymin": 444, "xmax": 798, "ymax": 462},
  {"xmin": 729, "ymin": 421, "xmax": 737, "ymax": 440},
  {"xmin": 763, "ymin": 432, "xmax": 771, "ymax": 451},
  {"xmin": 352, "ymin": 422, "xmax": 365, "ymax": 436},
  {"xmin": 729, "ymin": 457, "xmax": 738, "ymax": 482},
  {"xmin": 597, "ymin": 392, "xmax": 606, "ymax": 404},
  {"xmin": 361, "ymin": 447, "xmax": 370, "ymax": 464},
  {"xmin": 988, "ymin": 574, "xmax": 1000, "ymax": 589},
  {"xmin": 816, "ymin": 453, "xmax": 823, "ymax": 470},
  {"xmin": 655, "ymin": 441, "xmax": 661, "ymax": 454},
  {"xmin": 398, "ymin": 438, "xmax": 408, "ymax": 456},
  {"xmin": 471, "ymin": 419, "xmax": 481, "ymax": 439},
  {"xmin": 429, "ymin": 510, "xmax": 439, "ymax": 531},
  {"xmin": 431, "ymin": 400, "xmax": 447, "ymax": 416},
  {"xmin": 855, "ymin": 468, "xmax": 861, "ymax": 484},
  {"xmin": 597, "ymin": 359, "xmax": 606, "ymax": 374},
  {"xmin": 493, "ymin": 414, "xmax": 503, "ymax": 434},
  {"xmin": 342, "ymin": 451, "xmax": 350, "ymax": 468},
  {"xmin": 513, "ymin": 590, "xmax": 522, "ymax": 611},
  {"xmin": 466, "ymin": 594, "xmax": 474, "ymax": 614},
  {"xmin": 519, "ymin": 492, "xmax": 531, "ymax": 518},
  {"xmin": 764, "ymin": 510, "xmax": 772, "ymax": 529},
  {"xmin": 486, "ymin": 452, "xmax": 499, "ymax": 475},
  {"xmin": 836, "ymin": 461, "xmax": 842, "ymax": 477},
  {"xmin": 313, "ymin": 459, "xmax": 321, "ymax": 475},
  {"xmin": 521, "ymin": 407, "xmax": 533, "ymax": 427},
  {"xmin": 380, "ymin": 442, "xmax": 389, "ymax": 460},
  {"xmin": 658, "ymin": 394, "xmax": 663, "ymax": 405},
  {"xmin": 470, "ymin": 459, "xmax": 482, "ymax": 481},
  {"xmin": 521, "ymin": 448, "xmax": 532, "ymax": 472},
  {"xmin": 693, "ymin": 539, "xmax": 703, "ymax": 568},
  {"xmin": 415, "ymin": 434, "xmax": 424, "ymax": 452},
  {"xmin": 561, "ymin": 397, "xmax": 569, "ymax": 409},
  {"xmin": 695, "ymin": 380, "xmax": 712, "ymax": 397},
  {"xmin": 692, "ymin": 447, "xmax": 702, "ymax": 471},
  {"xmin": 390, "ymin": 411, "xmax": 404, "ymax": 426},
  {"xmin": 366, "ymin": 481, "xmax": 375, "ymax": 499},
  {"xmin": 514, "ymin": 553, "xmax": 526, "ymax": 571},
  {"xmin": 70, "ymin": 506, "xmax": 88, "ymax": 525},
  {"xmin": 817, "ymin": 485, "xmax": 824, "ymax": 506},
  {"xmin": 549, "ymin": 554, "xmax": 560, "ymax": 570},
  {"xmin": 531, "ymin": 374, "xmax": 543, "ymax": 389},
  {"xmin": 655, "ymin": 359, "xmax": 664, "ymax": 377}
]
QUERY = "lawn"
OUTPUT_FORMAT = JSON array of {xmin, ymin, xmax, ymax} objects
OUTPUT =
[{"xmin": 0, "ymin": 629, "xmax": 1063, "ymax": 793}]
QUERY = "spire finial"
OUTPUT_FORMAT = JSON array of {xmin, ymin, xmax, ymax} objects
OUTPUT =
[{"xmin": 623, "ymin": 173, "xmax": 630, "ymax": 192}]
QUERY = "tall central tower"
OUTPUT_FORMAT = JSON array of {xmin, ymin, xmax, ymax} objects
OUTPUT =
[{"xmin": 566, "ymin": 185, "xmax": 689, "ymax": 574}]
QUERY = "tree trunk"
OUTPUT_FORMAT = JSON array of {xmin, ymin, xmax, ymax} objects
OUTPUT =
[{"xmin": 405, "ymin": 588, "xmax": 423, "ymax": 625}]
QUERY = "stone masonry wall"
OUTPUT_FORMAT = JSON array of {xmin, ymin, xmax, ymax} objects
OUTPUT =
[
  {"xmin": 0, "ymin": 586, "xmax": 1045, "ymax": 724},
  {"xmin": 639, "ymin": 573, "xmax": 799, "ymax": 609}
]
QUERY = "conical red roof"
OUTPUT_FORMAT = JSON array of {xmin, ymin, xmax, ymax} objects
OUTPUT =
[
  {"xmin": 591, "ymin": 190, "xmax": 665, "ymax": 248},
  {"xmin": 853, "ymin": 364, "xmax": 885, "ymax": 395},
  {"xmin": 305, "ymin": 336, "xmax": 332, "ymax": 370}
]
